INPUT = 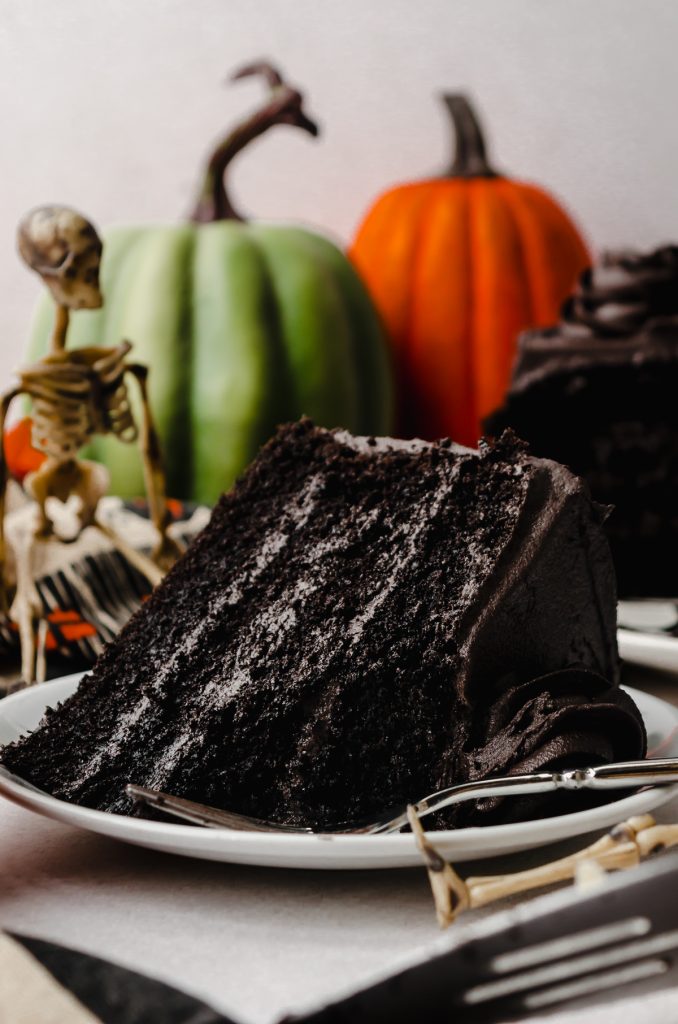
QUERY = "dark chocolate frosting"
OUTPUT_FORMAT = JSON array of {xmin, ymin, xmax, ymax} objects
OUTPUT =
[
  {"xmin": 451, "ymin": 667, "xmax": 646, "ymax": 826},
  {"xmin": 504, "ymin": 246, "xmax": 678, "ymax": 393},
  {"xmin": 562, "ymin": 246, "xmax": 678, "ymax": 337}
]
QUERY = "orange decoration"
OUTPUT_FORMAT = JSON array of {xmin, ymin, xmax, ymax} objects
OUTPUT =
[
  {"xmin": 9, "ymin": 608, "xmax": 96, "ymax": 650},
  {"xmin": 349, "ymin": 95, "xmax": 590, "ymax": 446},
  {"xmin": 3, "ymin": 416, "xmax": 45, "ymax": 482}
]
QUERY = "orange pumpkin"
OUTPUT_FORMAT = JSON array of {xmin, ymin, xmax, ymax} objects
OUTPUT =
[{"xmin": 349, "ymin": 95, "xmax": 590, "ymax": 446}]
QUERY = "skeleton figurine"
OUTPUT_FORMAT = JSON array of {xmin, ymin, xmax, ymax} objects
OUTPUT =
[{"xmin": 0, "ymin": 206, "xmax": 184, "ymax": 687}]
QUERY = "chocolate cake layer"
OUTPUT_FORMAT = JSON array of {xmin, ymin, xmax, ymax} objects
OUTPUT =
[
  {"xmin": 486, "ymin": 248, "xmax": 678, "ymax": 596},
  {"xmin": 1, "ymin": 421, "xmax": 645, "ymax": 828}
]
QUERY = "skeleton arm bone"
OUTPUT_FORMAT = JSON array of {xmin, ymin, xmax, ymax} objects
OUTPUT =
[
  {"xmin": 0, "ymin": 388, "xmax": 21, "ymax": 612},
  {"xmin": 409, "ymin": 811, "xmax": 667, "ymax": 928},
  {"xmin": 125, "ymin": 363, "xmax": 184, "ymax": 572}
]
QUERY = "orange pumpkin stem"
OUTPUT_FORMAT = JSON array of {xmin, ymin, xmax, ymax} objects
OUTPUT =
[
  {"xmin": 443, "ymin": 94, "xmax": 498, "ymax": 179},
  {"xmin": 190, "ymin": 61, "xmax": 319, "ymax": 224}
]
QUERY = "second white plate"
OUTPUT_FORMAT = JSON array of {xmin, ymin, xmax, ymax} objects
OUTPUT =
[
  {"xmin": 618, "ymin": 629, "xmax": 678, "ymax": 674},
  {"xmin": 618, "ymin": 600, "xmax": 678, "ymax": 673},
  {"xmin": 1, "ymin": 674, "xmax": 677, "ymax": 870}
]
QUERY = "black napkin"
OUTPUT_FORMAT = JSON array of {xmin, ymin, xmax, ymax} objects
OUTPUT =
[{"xmin": 8, "ymin": 933, "xmax": 231, "ymax": 1024}]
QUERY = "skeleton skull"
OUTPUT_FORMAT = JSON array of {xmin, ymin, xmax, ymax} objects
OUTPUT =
[{"xmin": 17, "ymin": 206, "xmax": 103, "ymax": 310}]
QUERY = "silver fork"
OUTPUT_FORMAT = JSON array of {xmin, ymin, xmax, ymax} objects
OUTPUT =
[{"xmin": 126, "ymin": 757, "xmax": 678, "ymax": 835}]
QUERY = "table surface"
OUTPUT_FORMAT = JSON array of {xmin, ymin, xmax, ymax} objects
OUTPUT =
[{"xmin": 1, "ymin": 662, "xmax": 678, "ymax": 1024}]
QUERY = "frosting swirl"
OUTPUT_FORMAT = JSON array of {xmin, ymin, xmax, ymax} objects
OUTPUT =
[
  {"xmin": 449, "ymin": 668, "xmax": 646, "ymax": 826},
  {"xmin": 562, "ymin": 245, "xmax": 678, "ymax": 337}
]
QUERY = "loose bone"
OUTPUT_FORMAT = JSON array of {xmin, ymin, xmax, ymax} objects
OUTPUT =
[{"xmin": 408, "ymin": 807, "xmax": 678, "ymax": 929}]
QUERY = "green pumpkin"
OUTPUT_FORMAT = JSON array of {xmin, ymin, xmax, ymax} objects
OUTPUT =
[{"xmin": 26, "ymin": 65, "xmax": 393, "ymax": 504}]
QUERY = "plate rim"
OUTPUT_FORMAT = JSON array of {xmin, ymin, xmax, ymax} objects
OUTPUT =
[
  {"xmin": 618, "ymin": 627, "xmax": 678, "ymax": 654},
  {"xmin": 1, "ymin": 674, "xmax": 678, "ymax": 867},
  {"xmin": 617, "ymin": 615, "xmax": 678, "ymax": 673}
]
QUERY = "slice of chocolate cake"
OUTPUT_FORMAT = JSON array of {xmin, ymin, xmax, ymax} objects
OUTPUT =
[
  {"xmin": 1, "ymin": 421, "xmax": 645, "ymax": 829},
  {"xmin": 486, "ymin": 247, "xmax": 678, "ymax": 597}
]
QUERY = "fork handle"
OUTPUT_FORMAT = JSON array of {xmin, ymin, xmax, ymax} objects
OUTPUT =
[
  {"xmin": 401, "ymin": 758, "xmax": 678, "ymax": 831},
  {"xmin": 582, "ymin": 758, "xmax": 678, "ymax": 789}
]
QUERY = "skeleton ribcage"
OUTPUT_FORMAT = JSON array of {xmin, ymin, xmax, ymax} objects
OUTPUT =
[{"xmin": 20, "ymin": 343, "xmax": 138, "ymax": 460}]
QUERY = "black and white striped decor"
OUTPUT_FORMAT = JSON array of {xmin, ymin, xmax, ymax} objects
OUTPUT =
[{"xmin": 0, "ymin": 501, "xmax": 207, "ymax": 670}]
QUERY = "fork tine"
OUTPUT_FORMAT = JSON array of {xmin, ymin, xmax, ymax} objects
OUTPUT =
[{"xmin": 125, "ymin": 784, "xmax": 313, "ymax": 834}]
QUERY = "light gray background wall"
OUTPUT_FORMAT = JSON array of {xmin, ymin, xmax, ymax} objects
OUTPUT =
[{"xmin": 0, "ymin": 0, "xmax": 676, "ymax": 388}]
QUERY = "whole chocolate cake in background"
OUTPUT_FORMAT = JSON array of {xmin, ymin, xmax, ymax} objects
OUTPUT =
[
  {"xmin": 486, "ymin": 247, "xmax": 678, "ymax": 597},
  {"xmin": 1, "ymin": 421, "xmax": 645, "ymax": 829}
]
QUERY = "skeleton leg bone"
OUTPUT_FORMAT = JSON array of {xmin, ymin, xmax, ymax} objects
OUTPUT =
[
  {"xmin": 92, "ymin": 519, "xmax": 164, "ymax": 589},
  {"xmin": 35, "ymin": 617, "xmax": 49, "ymax": 685},
  {"xmin": 25, "ymin": 457, "xmax": 70, "ymax": 536},
  {"xmin": 126, "ymin": 363, "xmax": 184, "ymax": 573},
  {"xmin": 25, "ymin": 457, "xmax": 110, "ymax": 538},
  {"xmin": 9, "ymin": 525, "xmax": 47, "ymax": 687},
  {"xmin": 22, "ymin": 427, "xmax": 165, "ymax": 586},
  {"xmin": 70, "ymin": 460, "xmax": 110, "ymax": 533}
]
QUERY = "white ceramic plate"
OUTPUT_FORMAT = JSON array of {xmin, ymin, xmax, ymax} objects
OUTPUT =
[
  {"xmin": 618, "ymin": 629, "xmax": 678, "ymax": 674},
  {"xmin": 618, "ymin": 601, "xmax": 678, "ymax": 674},
  {"xmin": 1, "ymin": 674, "xmax": 677, "ymax": 870}
]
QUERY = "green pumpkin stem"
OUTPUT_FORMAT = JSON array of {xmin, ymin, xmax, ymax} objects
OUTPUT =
[
  {"xmin": 442, "ymin": 94, "xmax": 498, "ymax": 179},
  {"xmin": 190, "ymin": 62, "xmax": 319, "ymax": 224}
]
